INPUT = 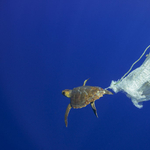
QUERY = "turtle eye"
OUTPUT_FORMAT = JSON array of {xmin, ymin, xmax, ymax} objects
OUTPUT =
[{"xmin": 62, "ymin": 91, "xmax": 65, "ymax": 95}]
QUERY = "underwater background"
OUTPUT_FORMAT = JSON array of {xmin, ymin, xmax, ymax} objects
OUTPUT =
[{"xmin": 1, "ymin": 0, "xmax": 150, "ymax": 150}]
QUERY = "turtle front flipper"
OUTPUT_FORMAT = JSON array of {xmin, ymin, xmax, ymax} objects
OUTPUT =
[
  {"xmin": 65, "ymin": 103, "xmax": 72, "ymax": 127},
  {"xmin": 90, "ymin": 102, "xmax": 98, "ymax": 118},
  {"xmin": 83, "ymin": 78, "xmax": 90, "ymax": 86}
]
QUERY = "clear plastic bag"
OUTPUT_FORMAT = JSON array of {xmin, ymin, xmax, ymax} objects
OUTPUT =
[{"xmin": 108, "ymin": 46, "xmax": 150, "ymax": 108}]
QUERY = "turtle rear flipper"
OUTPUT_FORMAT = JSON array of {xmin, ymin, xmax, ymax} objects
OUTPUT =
[
  {"xmin": 90, "ymin": 102, "xmax": 98, "ymax": 118},
  {"xmin": 65, "ymin": 104, "xmax": 72, "ymax": 127}
]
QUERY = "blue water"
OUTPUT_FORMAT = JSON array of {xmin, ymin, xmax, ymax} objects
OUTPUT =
[{"xmin": 1, "ymin": 1, "xmax": 150, "ymax": 150}]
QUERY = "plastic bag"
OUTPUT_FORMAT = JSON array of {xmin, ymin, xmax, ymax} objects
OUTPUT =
[{"xmin": 108, "ymin": 46, "xmax": 150, "ymax": 108}]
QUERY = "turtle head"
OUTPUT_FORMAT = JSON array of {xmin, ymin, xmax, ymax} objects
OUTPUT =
[{"xmin": 62, "ymin": 89, "xmax": 72, "ymax": 98}]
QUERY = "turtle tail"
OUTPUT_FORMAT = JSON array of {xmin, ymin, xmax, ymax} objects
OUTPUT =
[{"xmin": 104, "ymin": 89, "xmax": 113, "ymax": 95}]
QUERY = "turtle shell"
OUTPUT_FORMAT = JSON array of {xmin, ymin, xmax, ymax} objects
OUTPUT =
[{"xmin": 70, "ymin": 86, "xmax": 104, "ymax": 108}]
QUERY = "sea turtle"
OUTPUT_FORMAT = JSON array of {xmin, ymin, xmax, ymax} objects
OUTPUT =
[{"xmin": 62, "ymin": 79, "xmax": 113, "ymax": 127}]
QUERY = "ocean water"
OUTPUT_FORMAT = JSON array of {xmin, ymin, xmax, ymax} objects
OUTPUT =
[{"xmin": 1, "ymin": 0, "xmax": 150, "ymax": 150}]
